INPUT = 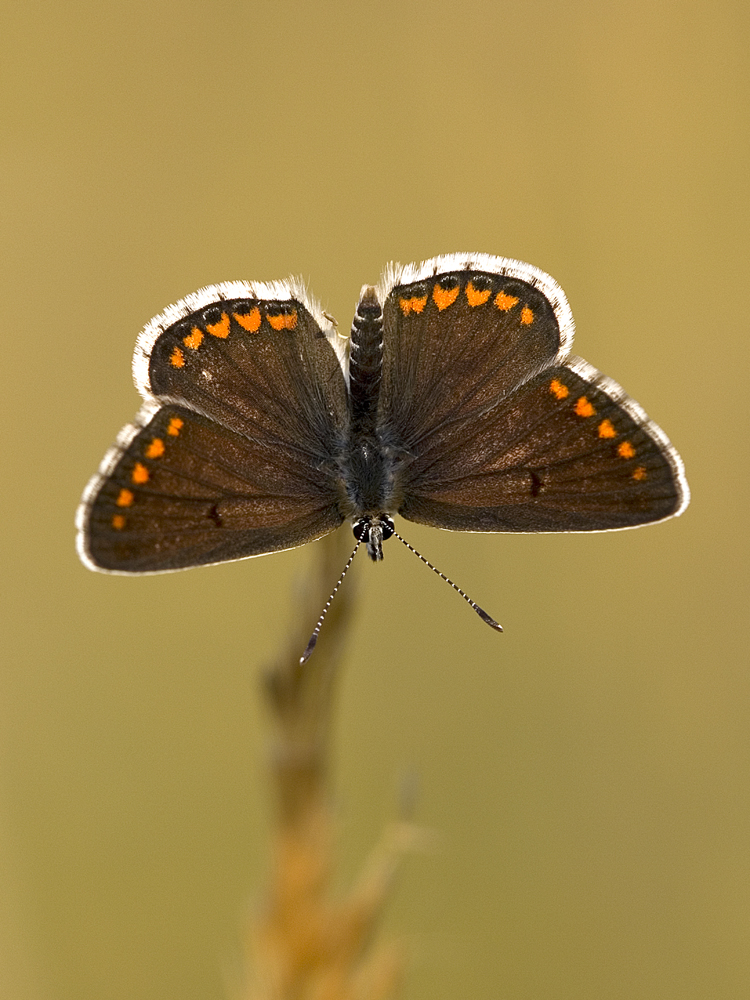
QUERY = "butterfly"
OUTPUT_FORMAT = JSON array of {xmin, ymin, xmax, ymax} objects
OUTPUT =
[{"xmin": 77, "ymin": 253, "xmax": 689, "ymax": 619}]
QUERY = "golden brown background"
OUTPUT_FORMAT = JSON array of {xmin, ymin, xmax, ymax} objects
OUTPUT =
[{"xmin": 3, "ymin": 1, "xmax": 748, "ymax": 997}]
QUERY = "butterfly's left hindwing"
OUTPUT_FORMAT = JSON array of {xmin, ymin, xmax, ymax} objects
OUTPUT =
[{"xmin": 78, "ymin": 286, "xmax": 349, "ymax": 573}]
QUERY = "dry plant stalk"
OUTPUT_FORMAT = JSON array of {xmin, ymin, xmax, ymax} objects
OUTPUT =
[{"xmin": 242, "ymin": 530, "xmax": 415, "ymax": 1000}]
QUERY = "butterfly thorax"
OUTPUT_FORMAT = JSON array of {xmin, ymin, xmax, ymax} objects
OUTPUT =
[{"xmin": 338, "ymin": 286, "xmax": 402, "ymax": 558}]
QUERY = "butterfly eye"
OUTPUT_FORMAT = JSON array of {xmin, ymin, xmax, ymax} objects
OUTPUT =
[
  {"xmin": 352, "ymin": 517, "xmax": 370, "ymax": 542},
  {"xmin": 379, "ymin": 515, "xmax": 395, "ymax": 540}
]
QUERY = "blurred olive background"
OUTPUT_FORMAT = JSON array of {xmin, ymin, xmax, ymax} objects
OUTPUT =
[{"xmin": 2, "ymin": 1, "xmax": 748, "ymax": 998}]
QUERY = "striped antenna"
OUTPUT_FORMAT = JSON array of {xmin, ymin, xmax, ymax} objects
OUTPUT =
[
  {"xmin": 392, "ymin": 529, "xmax": 503, "ymax": 632},
  {"xmin": 300, "ymin": 536, "xmax": 362, "ymax": 663}
]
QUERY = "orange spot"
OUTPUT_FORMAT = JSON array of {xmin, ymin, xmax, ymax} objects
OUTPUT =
[
  {"xmin": 167, "ymin": 416, "xmax": 184, "ymax": 436},
  {"xmin": 465, "ymin": 282, "xmax": 491, "ymax": 307},
  {"xmin": 574, "ymin": 396, "xmax": 596, "ymax": 418},
  {"xmin": 618, "ymin": 441, "xmax": 636, "ymax": 459},
  {"xmin": 206, "ymin": 312, "xmax": 230, "ymax": 338},
  {"xmin": 521, "ymin": 306, "xmax": 534, "ymax": 325},
  {"xmin": 183, "ymin": 327, "xmax": 203, "ymax": 349},
  {"xmin": 598, "ymin": 419, "xmax": 616, "ymax": 438},
  {"xmin": 233, "ymin": 307, "xmax": 261, "ymax": 332},
  {"xmin": 399, "ymin": 295, "xmax": 428, "ymax": 315},
  {"xmin": 267, "ymin": 309, "xmax": 298, "ymax": 331},
  {"xmin": 131, "ymin": 462, "xmax": 149, "ymax": 484},
  {"xmin": 632, "ymin": 466, "xmax": 647, "ymax": 481},
  {"xmin": 170, "ymin": 346, "xmax": 184, "ymax": 367},
  {"xmin": 116, "ymin": 488, "xmax": 134, "ymax": 507},
  {"xmin": 495, "ymin": 291, "xmax": 519, "ymax": 311},
  {"xmin": 432, "ymin": 284, "xmax": 460, "ymax": 311},
  {"xmin": 112, "ymin": 514, "xmax": 126, "ymax": 530},
  {"xmin": 145, "ymin": 437, "xmax": 165, "ymax": 458},
  {"xmin": 549, "ymin": 378, "xmax": 569, "ymax": 400}
]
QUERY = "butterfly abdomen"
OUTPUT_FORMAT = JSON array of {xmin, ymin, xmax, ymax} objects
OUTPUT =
[{"xmin": 349, "ymin": 286, "xmax": 383, "ymax": 435}]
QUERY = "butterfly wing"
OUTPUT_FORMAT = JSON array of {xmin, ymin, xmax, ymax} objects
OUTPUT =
[
  {"xmin": 77, "ymin": 281, "xmax": 349, "ymax": 572},
  {"xmin": 378, "ymin": 255, "xmax": 688, "ymax": 532},
  {"xmin": 396, "ymin": 359, "xmax": 688, "ymax": 531},
  {"xmin": 378, "ymin": 254, "xmax": 573, "ymax": 444}
]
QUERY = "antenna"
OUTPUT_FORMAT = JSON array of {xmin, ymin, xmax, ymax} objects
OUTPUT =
[
  {"xmin": 392, "ymin": 529, "xmax": 503, "ymax": 633},
  {"xmin": 300, "ymin": 536, "xmax": 362, "ymax": 663}
]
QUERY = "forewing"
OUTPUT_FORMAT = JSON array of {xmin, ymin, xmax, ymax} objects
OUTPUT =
[
  {"xmin": 378, "ymin": 254, "xmax": 573, "ymax": 447},
  {"xmin": 398, "ymin": 360, "xmax": 689, "ymax": 532},
  {"xmin": 138, "ymin": 282, "xmax": 348, "ymax": 461}
]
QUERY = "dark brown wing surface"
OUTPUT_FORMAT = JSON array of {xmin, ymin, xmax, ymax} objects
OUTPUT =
[
  {"xmin": 396, "ymin": 360, "xmax": 687, "ymax": 532},
  {"xmin": 379, "ymin": 264, "xmax": 566, "ymax": 447},
  {"xmin": 377, "ymin": 258, "xmax": 686, "ymax": 532},
  {"xmin": 78, "ymin": 287, "xmax": 349, "ymax": 572}
]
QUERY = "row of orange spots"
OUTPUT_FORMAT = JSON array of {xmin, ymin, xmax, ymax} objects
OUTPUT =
[
  {"xmin": 495, "ymin": 290, "xmax": 518, "ymax": 311},
  {"xmin": 399, "ymin": 281, "xmax": 534, "ymax": 323},
  {"xmin": 574, "ymin": 396, "xmax": 596, "ymax": 418},
  {"xmin": 131, "ymin": 462, "xmax": 149, "ymax": 484},
  {"xmin": 111, "ymin": 417, "xmax": 184, "ymax": 530},
  {"xmin": 145, "ymin": 437, "xmax": 165, "ymax": 458},
  {"xmin": 168, "ymin": 306, "xmax": 295, "ymax": 367},
  {"xmin": 465, "ymin": 282, "xmax": 492, "ymax": 307},
  {"xmin": 547, "ymin": 377, "xmax": 647, "ymax": 480}
]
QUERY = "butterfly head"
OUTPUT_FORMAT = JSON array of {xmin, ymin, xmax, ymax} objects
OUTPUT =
[{"xmin": 352, "ymin": 514, "xmax": 395, "ymax": 562}]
